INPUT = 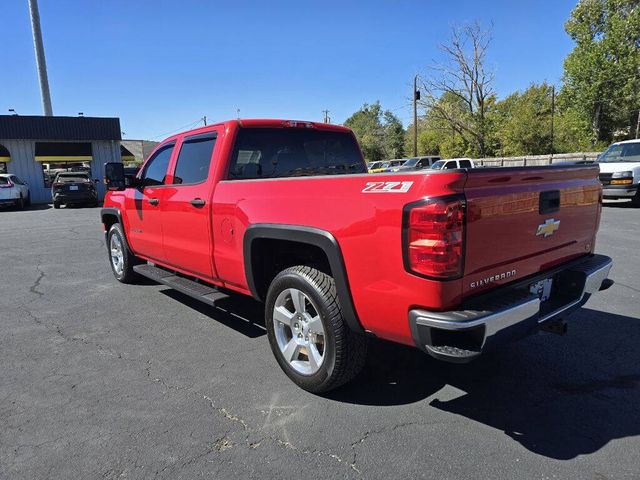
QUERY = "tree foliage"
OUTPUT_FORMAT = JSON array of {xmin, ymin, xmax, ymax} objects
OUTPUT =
[
  {"xmin": 561, "ymin": 0, "xmax": 640, "ymax": 144},
  {"xmin": 344, "ymin": 102, "xmax": 405, "ymax": 162},
  {"xmin": 346, "ymin": 4, "xmax": 639, "ymax": 159}
]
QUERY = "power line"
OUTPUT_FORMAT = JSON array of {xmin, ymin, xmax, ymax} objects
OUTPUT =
[{"xmin": 149, "ymin": 118, "xmax": 205, "ymax": 140}]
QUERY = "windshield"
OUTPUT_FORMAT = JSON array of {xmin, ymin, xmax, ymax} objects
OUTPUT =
[
  {"xmin": 431, "ymin": 160, "xmax": 446, "ymax": 170},
  {"xmin": 598, "ymin": 143, "xmax": 640, "ymax": 163},
  {"xmin": 403, "ymin": 158, "xmax": 419, "ymax": 167},
  {"xmin": 368, "ymin": 162, "xmax": 381, "ymax": 169},
  {"xmin": 56, "ymin": 174, "xmax": 90, "ymax": 183}
]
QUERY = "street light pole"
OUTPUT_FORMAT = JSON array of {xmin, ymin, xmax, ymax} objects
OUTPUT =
[
  {"xmin": 28, "ymin": 0, "xmax": 53, "ymax": 116},
  {"xmin": 413, "ymin": 75, "xmax": 419, "ymax": 157},
  {"xmin": 636, "ymin": 110, "xmax": 640, "ymax": 139}
]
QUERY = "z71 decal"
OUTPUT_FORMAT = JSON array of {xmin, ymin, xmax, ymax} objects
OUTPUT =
[{"xmin": 362, "ymin": 181, "xmax": 414, "ymax": 193}]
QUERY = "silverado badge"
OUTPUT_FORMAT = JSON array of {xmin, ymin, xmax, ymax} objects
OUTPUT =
[{"xmin": 536, "ymin": 218, "xmax": 560, "ymax": 238}]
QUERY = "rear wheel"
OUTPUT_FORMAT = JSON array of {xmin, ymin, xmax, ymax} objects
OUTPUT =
[
  {"xmin": 107, "ymin": 223, "xmax": 140, "ymax": 283},
  {"xmin": 16, "ymin": 195, "xmax": 24, "ymax": 210},
  {"xmin": 265, "ymin": 266, "xmax": 367, "ymax": 393},
  {"xmin": 53, "ymin": 201, "xmax": 61, "ymax": 209}
]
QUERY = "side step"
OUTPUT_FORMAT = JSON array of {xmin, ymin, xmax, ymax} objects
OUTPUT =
[{"xmin": 133, "ymin": 264, "xmax": 229, "ymax": 306}]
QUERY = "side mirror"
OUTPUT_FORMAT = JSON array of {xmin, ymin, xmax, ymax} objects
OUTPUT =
[{"xmin": 104, "ymin": 162, "xmax": 126, "ymax": 191}]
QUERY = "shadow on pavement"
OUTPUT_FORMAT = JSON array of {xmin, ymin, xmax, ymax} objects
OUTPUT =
[
  {"xmin": 328, "ymin": 307, "xmax": 640, "ymax": 460},
  {"xmin": 603, "ymin": 200, "xmax": 636, "ymax": 208},
  {"xmin": 160, "ymin": 289, "xmax": 267, "ymax": 338}
]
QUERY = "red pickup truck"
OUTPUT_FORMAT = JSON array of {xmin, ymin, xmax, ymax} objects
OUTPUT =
[{"xmin": 102, "ymin": 119, "xmax": 613, "ymax": 392}]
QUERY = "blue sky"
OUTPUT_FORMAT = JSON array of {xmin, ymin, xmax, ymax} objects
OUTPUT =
[{"xmin": 2, "ymin": 0, "xmax": 577, "ymax": 140}]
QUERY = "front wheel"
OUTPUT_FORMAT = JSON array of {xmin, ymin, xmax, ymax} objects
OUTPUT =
[
  {"xmin": 265, "ymin": 266, "xmax": 367, "ymax": 393},
  {"xmin": 107, "ymin": 223, "xmax": 140, "ymax": 283},
  {"xmin": 631, "ymin": 189, "xmax": 640, "ymax": 207}
]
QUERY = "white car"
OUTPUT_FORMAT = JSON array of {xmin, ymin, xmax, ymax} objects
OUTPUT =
[
  {"xmin": 430, "ymin": 158, "xmax": 476, "ymax": 170},
  {"xmin": 0, "ymin": 174, "xmax": 31, "ymax": 209},
  {"xmin": 597, "ymin": 139, "xmax": 640, "ymax": 206}
]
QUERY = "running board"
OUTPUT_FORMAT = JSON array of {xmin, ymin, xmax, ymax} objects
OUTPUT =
[{"xmin": 133, "ymin": 264, "xmax": 229, "ymax": 306}]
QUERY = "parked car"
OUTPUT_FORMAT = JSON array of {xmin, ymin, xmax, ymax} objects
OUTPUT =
[
  {"xmin": 368, "ymin": 161, "xmax": 391, "ymax": 173},
  {"xmin": 380, "ymin": 159, "xmax": 408, "ymax": 172},
  {"xmin": 51, "ymin": 172, "xmax": 98, "ymax": 209},
  {"xmin": 596, "ymin": 139, "xmax": 640, "ymax": 206},
  {"xmin": 430, "ymin": 158, "xmax": 476, "ymax": 170},
  {"xmin": 0, "ymin": 174, "xmax": 30, "ymax": 209},
  {"xmin": 367, "ymin": 161, "xmax": 383, "ymax": 172},
  {"xmin": 395, "ymin": 156, "xmax": 441, "ymax": 172},
  {"xmin": 102, "ymin": 118, "xmax": 612, "ymax": 393}
]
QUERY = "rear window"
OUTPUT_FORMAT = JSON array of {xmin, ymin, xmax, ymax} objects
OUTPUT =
[
  {"xmin": 0, "ymin": 177, "xmax": 9, "ymax": 185},
  {"xmin": 228, "ymin": 128, "xmax": 365, "ymax": 179},
  {"xmin": 56, "ymin": 174, "xmax": 89, "ymax": 183},
  {"xmin": 459, "ymin": 160, "xmax": 472, "ymax": 168}
]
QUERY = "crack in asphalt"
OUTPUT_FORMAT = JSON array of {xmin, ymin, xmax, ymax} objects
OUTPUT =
[
  {"xmin": 145, "ymin": 368, "xmax": 357, "ymax": 477},
  {"xmin": 29, "ymin": 264, "xmax": 46, "ymax": 297}
]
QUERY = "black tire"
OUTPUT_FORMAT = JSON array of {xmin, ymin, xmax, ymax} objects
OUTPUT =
[
  {"xmin": 16, "ymin": 195, "xmax": 24, "ymax": 210},
  {"xmin": 631, "ymin": 190, "xmax": 640, "ymax": 207},
  {"xmin": 25, "ymin": 194, "xmax": 31, "ymax": 207},
  {"xmin": 107, "ymin": 223, "xmax": 141, "ymax": 284},
  {"xmin": 53, "ymin": 201, "xmax": 61, "ymax": 209},
  {"xmin": 265, "ymin": 266, "xmax": 367, "ymax": 393}
]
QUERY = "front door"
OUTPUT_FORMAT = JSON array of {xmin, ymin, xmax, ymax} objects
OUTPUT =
[
  {"xmin": 161, "ymin": 130, "xmax": 219, "ymax": 279},
  {"xmin": 125, "ymin": 142, "xmax": 175, "ymax": 262}
]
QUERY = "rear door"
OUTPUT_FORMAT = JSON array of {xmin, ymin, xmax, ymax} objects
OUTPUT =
[
  {"xmin": 461, "ymin": 165, "xmax": 601, "ymax": 297},
  {"xmin": 161, "ymin": 130, "xmax": 219, "ymax": 279},
  {"xmin": 125, "ymin": 142, "xmax": 175, "ymax": 261}
]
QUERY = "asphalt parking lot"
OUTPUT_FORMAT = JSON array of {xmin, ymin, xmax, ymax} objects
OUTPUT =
[{"xmin": 1, "ymin": 202, "xmax": 639, "ymax": 479}]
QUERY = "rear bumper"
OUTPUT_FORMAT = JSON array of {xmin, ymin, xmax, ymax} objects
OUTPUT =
[
  {"xmin": 603, "ymin": 184, "xmax": 638, "ymax": 198},
  {"xmin": 409, "ymin": 254, "xmax": 613, "ymax": 363},
  {"xmin": 53, "ymin": 191, "xmax": 97, "ymax": 203}
]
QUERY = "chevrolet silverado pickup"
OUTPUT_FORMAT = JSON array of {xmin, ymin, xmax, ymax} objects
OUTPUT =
[{"xmin": 101, "ymin": 119, "xmax": 613, "ymax": 392}]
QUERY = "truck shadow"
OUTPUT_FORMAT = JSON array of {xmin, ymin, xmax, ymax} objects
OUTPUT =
[
  {"xmin": 328, "ymin": 308, "xmax": 640, "ymax": 460},
  {"xmin": 159, "ymin": 289, "xmax": 267, "ymax": 338}
]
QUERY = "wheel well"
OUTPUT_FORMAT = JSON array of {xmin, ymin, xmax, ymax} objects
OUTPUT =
[
  {"xmin": 250, "ymin": 238, "xmax": 332, "ymax": 300},
  {"xmin": 102, "ymin": 213, "xmax": 119, "ymax": 232}
]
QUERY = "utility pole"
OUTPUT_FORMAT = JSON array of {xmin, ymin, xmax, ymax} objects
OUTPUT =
[
  {"xmin": 203, "ymin": 115, "xmax": 207, "ymax": 126},
  {"xmin": 28, "ymin": 0, "xmax": 53, "ymax": 116},
  {"xmin": 636, "ymin": 109, "xmax": 640, "ymax": 139},
  {"xmin": 413, "ymin": 75, "xmax": 419, "ymax": 157},
  {"xmin": 550, "ymin": 85, "xmax": 555, "ymax": 155},
  {"xmin": 322, "ymin": 110, "xmax": 330, "ymax": 123}
]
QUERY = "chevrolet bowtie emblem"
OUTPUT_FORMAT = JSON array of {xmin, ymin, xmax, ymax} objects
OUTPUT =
[{"xmin": 536, "ymin": 218, "xmax": 560, "ymax": 238}]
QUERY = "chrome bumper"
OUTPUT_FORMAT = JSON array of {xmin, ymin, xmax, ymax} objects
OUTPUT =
[{"xmin": 409, "ymin": 254, "xmax": 613, "ymax": 363}]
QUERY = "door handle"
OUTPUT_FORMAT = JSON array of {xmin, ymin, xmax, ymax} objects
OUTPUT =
[
  {"xmin": 148, "ymin": 198, "xmax": 159, "ymax": 206},
  {"xmin": 190, "ymin": 198, "xmax": 206, "ymax": 207}
]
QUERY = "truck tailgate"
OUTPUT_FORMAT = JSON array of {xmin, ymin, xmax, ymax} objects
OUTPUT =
[{"xmin": 461, "ymin": 165, "xmax": 601, "ymax": 298}]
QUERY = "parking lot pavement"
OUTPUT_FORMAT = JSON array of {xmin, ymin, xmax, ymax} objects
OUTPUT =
[{"xmin": 0, "ymin": 202, "xmax": 639, "ymax": 479}]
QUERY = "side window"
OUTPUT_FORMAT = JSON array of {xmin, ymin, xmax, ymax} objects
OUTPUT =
[
  {"xmin": 458, "ymin": 160, "xmax": 472, "ymax": 168},
  {"xmin": 140, "ymin": 143, "xmax": 174, "ymax": 187},
  {"xmin": 173, "ymin": 133, "xmax": 217, "ymax": 185},
  {"xmin": 444, "ymin": 161, "xmax": 457, "ymax": 169},
  {"xmin": 11, "ymin": 176, "xmax": 24, "ymax": 185}
]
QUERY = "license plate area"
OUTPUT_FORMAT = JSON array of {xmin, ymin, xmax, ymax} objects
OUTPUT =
[
  {"xmin": 529, "ymin": 278, "xmax": 553, "ymax": 302},
  {"xmin": 69, "ymin": 185, "xmax": 79, "ymax": 191}
]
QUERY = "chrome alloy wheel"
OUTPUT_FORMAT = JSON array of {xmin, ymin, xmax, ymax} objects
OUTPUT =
[
  {"xmin": 110, "ymin": 234, "xmax": 125, "ymax": 276},
  {"xmin": 273, "ymin": 288, "xmax": 326, "ymax": 375}
]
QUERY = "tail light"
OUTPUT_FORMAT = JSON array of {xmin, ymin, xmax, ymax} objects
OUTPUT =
[
  {"xmin": 52, "ymin": 182, "xmax": 64, "ymax": 191},
  {"xmin": 402, "ymin": 195, "xmax": 465, "ymax": 279}
]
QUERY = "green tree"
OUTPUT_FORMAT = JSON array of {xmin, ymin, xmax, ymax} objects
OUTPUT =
[
  {"xmin": 494, "ymin": 83, "xmax": 554, "ymax": 156},
  {"xmin": 562, "ymin": 0, "xmax": 640, "ymax": 145},
  {"xmin": 344, "ymin": 102, "xmax": 405, "ymax": 162}
]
